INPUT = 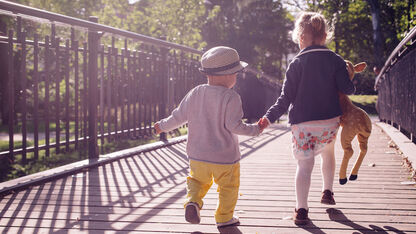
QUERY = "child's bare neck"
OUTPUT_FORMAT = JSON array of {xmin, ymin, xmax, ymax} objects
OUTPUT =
[
  {"xmin": 207, "ymin": 76, "xmax": 231, "ymax": 88},
  {"xmin": 208, "ymin": 80, "xmax": 228, "ymax": 88}
]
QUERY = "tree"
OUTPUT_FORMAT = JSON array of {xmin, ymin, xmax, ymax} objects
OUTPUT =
[
  {"xmin": 10, "ymin": 0, "xmax": 103, "ymax": 20},
  {"xmin": 126, "ymin": 0, "xmax": 207, "ymax": 49},
  {"xmin": 366, "ymin": 0, "xmax": 384, "ymax": 69},
  {"xmin": 203, "ymin": 0, "xmax": 296, "ymax": 80},
  {"xmin": 305, "ymin": 0, "xmax": 415, "ymax": 94}
]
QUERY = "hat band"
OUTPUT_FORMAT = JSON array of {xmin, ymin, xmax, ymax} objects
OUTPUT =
[{"xmin": 201, "ymin": 61, "xmax": 240, "ymax": 73}]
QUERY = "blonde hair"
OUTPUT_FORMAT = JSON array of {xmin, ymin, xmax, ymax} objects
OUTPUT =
[{"xmin": 292, "ymin": 12, "xmax": 332, "ymax": 45}]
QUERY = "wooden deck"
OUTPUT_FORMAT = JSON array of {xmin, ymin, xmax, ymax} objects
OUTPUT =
[{"xmin": 1, "ymin": 123, "xmax": 416, "ymax": 233}]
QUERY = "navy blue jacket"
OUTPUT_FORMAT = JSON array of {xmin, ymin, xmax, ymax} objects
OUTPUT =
[{"xmin": 265, "ymin": 45, "xmax": 355, "ymax": 124}]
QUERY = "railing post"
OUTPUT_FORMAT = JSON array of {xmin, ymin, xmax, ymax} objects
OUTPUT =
[
  {"xmin": 159, "ymin": 37, "xmax": 168, "ymax": 141},
  {"xmin": 88, "ymin": 16, "xmax": 99, "ymax": 159},
  {"xmin": 7, "ymin": 30, "xmax": 14, "ymax": 160}
]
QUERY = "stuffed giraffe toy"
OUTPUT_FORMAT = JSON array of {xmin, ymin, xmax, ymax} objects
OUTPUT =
[{"xmin": 338, "ymin": 61, "xmax": 372, "ymax": 185}]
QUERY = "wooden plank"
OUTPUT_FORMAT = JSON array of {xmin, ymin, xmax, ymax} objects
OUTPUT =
[
  {"xmin": 2, "ymin": 205, "xmax": 416, "ymax": 224},
  {"xmin": 0, "ymin": 123, "xmax": 415, "ymax": 233},
  {"xmin": 1, "ymin": 216, "xmax": 416, "ymax": 233}
]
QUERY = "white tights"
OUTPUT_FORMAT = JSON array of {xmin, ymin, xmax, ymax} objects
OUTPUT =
[{"xmin": 295, "ymin": 140, "xmax": 336, "ymax": 210}]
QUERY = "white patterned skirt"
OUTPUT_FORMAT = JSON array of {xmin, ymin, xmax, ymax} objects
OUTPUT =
[{"xmin": 291, "ymin": 116, "xmax": 340, "ymax": 160}]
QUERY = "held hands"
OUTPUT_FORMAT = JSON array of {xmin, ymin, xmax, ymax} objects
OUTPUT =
[
  {"xmin": 154, "ymin": 122, "xmax": 163, "ymax": 135},
  {"xmin": 257, "ymin": 117, "xmax": 270, "ymax": 132}
]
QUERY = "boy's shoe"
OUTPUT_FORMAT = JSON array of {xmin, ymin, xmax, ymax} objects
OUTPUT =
[
  {"xmin": 321, "ymin": 190, "xmax": 336, "ymax": 205},
  {"xmin": 185, "ymin": 202, "xmax": 200, "ymax": 224},
  {"xmin": 293, "ymin": 208, "xmax": 310, "ymax": 225},
  {"xmin": 217, "ymin": 216, "xmax": 240, "ymax": 228}
]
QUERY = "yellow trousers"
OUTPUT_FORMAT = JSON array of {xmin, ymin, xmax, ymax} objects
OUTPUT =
[{"xmin": 185, "ymin": 160, "xmax": 240, "ymax": 223}]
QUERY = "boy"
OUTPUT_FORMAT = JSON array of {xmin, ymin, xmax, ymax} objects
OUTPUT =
[{"xmin": 154, "ymin": 46, "xmax": 264, "ymax": 227}]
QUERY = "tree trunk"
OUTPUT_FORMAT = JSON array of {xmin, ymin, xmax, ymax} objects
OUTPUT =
[
  {"xmin": 366, "ymin": 0, "xmax": 385, "ymax": 69},
  {"xmin": 408, "ymin": 0, "xmax": 415, "ymax": 32}
]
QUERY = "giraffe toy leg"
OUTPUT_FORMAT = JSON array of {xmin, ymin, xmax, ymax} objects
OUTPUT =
[
  {"xmin": 339, "ymin": 127, "xmax": 355, "ymax": 185},
  {"xmin": 350, "ymin": 132, "xmax": 370, "ymax": 181}
]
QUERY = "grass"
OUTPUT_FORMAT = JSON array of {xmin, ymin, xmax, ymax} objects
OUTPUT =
[
  {"xmin": 349, "ymin": 95, "xmax": 378, "ymax": 115},
  {"xmin": 0, "ymin": 121, "xmax": 111, "ymax": 135},
  {"xmin": 0, "ymin": 126, "xmax": 188, "ymax": 182},
  {"xmin": 0, "ymin": 141, "xmax": 33, "ymax": 152}
]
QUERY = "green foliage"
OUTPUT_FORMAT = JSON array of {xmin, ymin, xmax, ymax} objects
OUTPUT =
[
  {"xmin": 349, "ymin": 94, "xmax": 377, "ymax": 105},
  {"xmin": 0, "ymin": 146, "xmax": 83, "ymax": 182},
  {"xmin": 0, "ymin": 126, "xmax": 187, "ymax": 182},
  {"xmin": 12, "ymin": 0, "xmax": 102, "ymax": 20},
  {"xmin": 349, "ymin": 95, "xmax": 378, "ymax": 115},
  {"xmin": 5, "ymin": 0, "xmax": 416, "ymax": 95},
  {"xmin": 94, "ymin": 0, "xmax": 208, "ymax": 49},
  {"xmin": 0, "ymin": 140, "xmax": 32, "ymax": 152},
  {"xmin": 305, "ymin": 0, "xmax": 415, "ymax": 94},
  {"xmin": 0, "ymin": 141, "xmax": 11, "ymax": 152},
  {"xmin": 203, "ymin": 0, "xmax": 296, "ymax": 81}
]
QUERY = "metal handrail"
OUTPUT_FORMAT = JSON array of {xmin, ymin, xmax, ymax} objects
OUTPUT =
[
  {"xmin": 0, "ymin": 0, "xmax": 201, "ymax": 54},
  {"xmin": 374, "ymin": 26, "xmax": 416, "ymax": 90}
]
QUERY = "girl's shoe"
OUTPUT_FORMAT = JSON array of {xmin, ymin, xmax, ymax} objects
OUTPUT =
[
  {"xmin": 321, "ymin": 190, "xmax": 336, "ymax": 205},
  {"xmin": 293, "ymin": 208, "xmax": 310, "ymax": 225},
  {"xmin": 185, "ymin": 202, "xmax": 200, "ymax": 224},
  {"xmin": 217, "ymin": 216, "xmax": 240, "ymax": 228}
]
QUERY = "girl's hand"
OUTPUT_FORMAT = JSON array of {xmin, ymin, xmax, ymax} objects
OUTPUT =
[
  {"xmin": 258, "ymin": 117, "xmax": 270, "ymax": 132},
  {"xmin": 154, "ymin": 122, "xmax": 163, "ymax": 135}
]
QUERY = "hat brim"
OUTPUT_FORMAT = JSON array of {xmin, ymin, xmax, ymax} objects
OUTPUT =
[{"xmin": 199, "ymin": 61, "xmax": 248, "ymax": 76}]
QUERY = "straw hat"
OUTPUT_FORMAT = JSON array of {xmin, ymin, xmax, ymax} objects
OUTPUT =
[{"xmin": 199, "ymin": 46, "xmax": 248, "ymax": 75}]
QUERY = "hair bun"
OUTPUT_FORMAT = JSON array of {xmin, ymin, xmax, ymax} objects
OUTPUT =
[
  {"xmin": 292, "ymin": 12, "xmax": 331, "ymax": 44},
  {"xmin": 310, "ymin": 15, "xmax": 323, "ymax": 32}
]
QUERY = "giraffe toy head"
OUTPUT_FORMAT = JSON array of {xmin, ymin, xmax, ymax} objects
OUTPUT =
[{"xmin": 345, "ymin": 60, "xmax": 367, "ymax": 80}]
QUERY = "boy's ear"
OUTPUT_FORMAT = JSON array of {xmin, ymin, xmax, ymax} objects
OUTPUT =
[{"xmin": 354, "ymin": 62, "xmax": 367, "ymax": 73}]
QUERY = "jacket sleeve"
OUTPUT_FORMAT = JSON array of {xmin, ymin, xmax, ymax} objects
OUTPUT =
[
  {"xmin": 264, "ymin": 61, "xmax": 298, "ymax": 123},
  {"xmin": 335, "ymin": 59, "xmax": 355, "ymax": 95},
  {"xmin": 158, "ymin": 91, "xmax": 190, "ymax": 132},
  {"xmin": 224, "ymin": 93, "xmax": 261, "ymax": 136}
]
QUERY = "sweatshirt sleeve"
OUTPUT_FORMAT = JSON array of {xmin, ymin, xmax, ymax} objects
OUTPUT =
[
  {"xmin": 335, "ymin": 58, "xmax": 355, "ymax": 95},
  {"xmin": 224, "ymin": 93, "xmax": 261, "ymax": 136},
  {"xmin": 158, "ymin": 91, "xmax": 190, "ymax": 132},
  {"xmin": 264, "ymin": 61, "xmax": 298, "ymax": 123}
]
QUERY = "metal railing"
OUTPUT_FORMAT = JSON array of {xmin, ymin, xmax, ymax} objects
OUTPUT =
[
  {"xmin": 374, "ymin": 25, "xmax": 416, "ymax": 143},
  {"xmin": 0, "ymin": 0, "xmax": 205, "ymax": 162},
  {"xmin": 0, "ymin": 0, "xmax": 281, "ymax": 164}
]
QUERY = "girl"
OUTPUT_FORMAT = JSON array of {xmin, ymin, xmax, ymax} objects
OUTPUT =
[{"xmin": 260, "ymin": 12, "xmax": 355, "ymax": 225}]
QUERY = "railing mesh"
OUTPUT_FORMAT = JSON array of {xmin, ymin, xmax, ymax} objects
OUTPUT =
[{"xmin": 375, "ymin": 26, "xmax": 416, "ymax": 142}]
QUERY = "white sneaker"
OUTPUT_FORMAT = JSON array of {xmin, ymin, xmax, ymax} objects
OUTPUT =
[
  {"xmin": 185, "ymin": 202, "xmax": 200, "ymax": 224},
  {"xmin": 216, "ymin": 216, "xmax": 240, "ymax": 228}
]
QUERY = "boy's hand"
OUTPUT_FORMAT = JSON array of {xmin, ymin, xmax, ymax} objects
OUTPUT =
[
  {"xmin": 154, "ymin": 122, "xmax": 163, "ymax": 135},
  {"xmin": 257, "ymin": 117, "xmax": 270, "ymax": 132}
]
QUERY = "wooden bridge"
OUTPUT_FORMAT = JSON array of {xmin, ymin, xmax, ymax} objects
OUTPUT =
[
  {"xmin": 1, "ymin": 1, "xmax": 416, "ymax": 233},
  {"xmin": 1, "ymin": 121, "xmax": 416, "ymax": 233}
]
